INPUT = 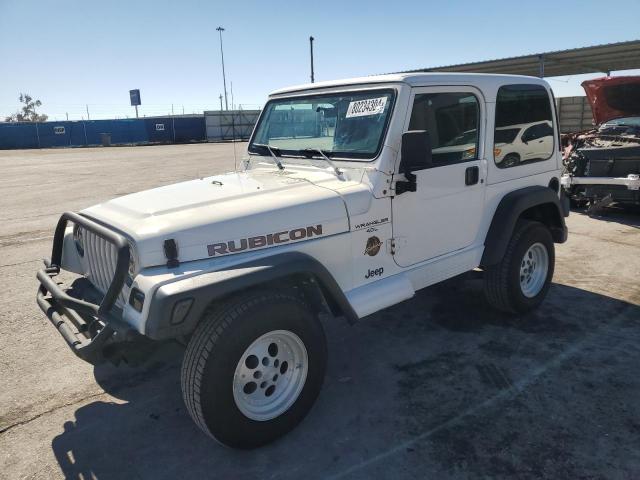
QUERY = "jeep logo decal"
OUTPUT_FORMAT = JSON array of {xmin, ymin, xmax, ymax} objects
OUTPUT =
[{"xmin": 207, "ymin": 225, "xmax": 323, "ymax": 256}]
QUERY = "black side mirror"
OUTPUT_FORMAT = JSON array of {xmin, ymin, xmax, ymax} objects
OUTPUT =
[
  {"xmin": 396, "ymin": 131, "xmax": 431, "ymax": 195},
  {"xmin": 400, "ymin": 130, "xmax": 432, "ymax": 174}
]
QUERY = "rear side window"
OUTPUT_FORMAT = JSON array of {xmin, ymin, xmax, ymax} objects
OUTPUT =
[
  {"xmin": 494, "ymin": 84, "xmax": 554, "ymax": 169},
  {"xmin": 409, "ymin": 92, "xmax": 479, "ymax": 166}
]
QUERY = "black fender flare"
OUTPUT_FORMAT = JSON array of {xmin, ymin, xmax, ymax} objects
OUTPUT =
[
  {"xmin": 481, "ymin": 186, "xmax": 568, "ymax": 267},
  {"xmin": 145, "ymin": 252, "xmax": 357, "ymax": 340}
]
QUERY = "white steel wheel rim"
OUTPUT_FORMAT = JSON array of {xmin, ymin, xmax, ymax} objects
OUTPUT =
[
  {"xmin": 519, "ymin": 242, "xmax": 549, "ymax": 298},
  {"xmin": 233, "ymin": 330, "xmax": 308, "ymax": 421}
]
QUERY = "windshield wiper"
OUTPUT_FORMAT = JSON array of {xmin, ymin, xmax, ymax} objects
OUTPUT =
[
  {"xmin": 300, "ymin": 148, "xmax": 342, "ymax": 177},
  {"xmin": 252, "ymin": 143, "xmax": 284, "ymax": 170}
]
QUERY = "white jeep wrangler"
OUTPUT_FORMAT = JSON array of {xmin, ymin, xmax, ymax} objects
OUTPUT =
[{"xmin": 37, "ymin": 73, "xmax": 568, "ymax": 448}]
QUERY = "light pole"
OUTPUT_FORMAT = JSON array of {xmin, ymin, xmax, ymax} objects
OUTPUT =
[
  {"xmin": 216, "ymin": 26, "xmax": 229, "ymax": 110},
  {"xmin": 309, "ymin": 36, "xmax": 315, "ymax": 83}
]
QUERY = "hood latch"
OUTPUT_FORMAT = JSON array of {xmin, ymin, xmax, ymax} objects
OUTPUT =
[{"xmin": 164, "ymin": 239, "xmax": 180, "ymax": 268}]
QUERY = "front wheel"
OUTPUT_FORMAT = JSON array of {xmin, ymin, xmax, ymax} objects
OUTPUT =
[
  {"xmin": 181, "ymin": 291, "xmax": 327, "ymax": 449},
  {"xmin": 501, "ymin": 153, "xmax": 520, "ymax": 168},
  {"xmin": 483, "ymin": 220, "xmax": 555, "ymax": 313}
]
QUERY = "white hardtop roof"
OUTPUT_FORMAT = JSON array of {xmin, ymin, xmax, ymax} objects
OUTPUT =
[{"xmin": 269, "ymin": 72, "xmax": 550, "ymax": 97}]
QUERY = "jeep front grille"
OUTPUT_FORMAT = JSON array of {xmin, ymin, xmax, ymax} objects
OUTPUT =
[{"xmin": 81, "ymin": 227, "xmax": 128, "ymax": 306}]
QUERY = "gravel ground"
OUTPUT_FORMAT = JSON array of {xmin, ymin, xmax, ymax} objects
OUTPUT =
[{"xmin": 0, "ymin": 144, "xmax": 639, "ymax": 480}]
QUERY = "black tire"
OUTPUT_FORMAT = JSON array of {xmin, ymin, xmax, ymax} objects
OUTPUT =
[
  {"xmin": 483, "ymin": 220, "xmax": 555, "ymax": 313},
  {"xmin": 181, "ymin": 290, "xmax": 327, "ymax": 449},
  {"xmin": 501, "ymin": 153, "xmax": 520, "ymax": 168}
]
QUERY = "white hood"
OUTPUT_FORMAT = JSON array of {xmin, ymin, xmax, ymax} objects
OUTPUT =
[{"xmin": 82, "ymin": 166, "xmax": 367, "ymax": 267}]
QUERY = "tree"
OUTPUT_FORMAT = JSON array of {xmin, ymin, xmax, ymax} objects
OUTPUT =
[{"xmin": 5, "ymin": 93, "xmax": 48, "ymax": 122}]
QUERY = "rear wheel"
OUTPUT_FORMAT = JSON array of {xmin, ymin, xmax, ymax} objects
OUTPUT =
[
  {"xmin": 181, "ymin": 291, "xmax": 327, "ymax": 449},
  {"xmin": 484, "ymin": 220, "xmax": 554, "ymax": 313}
]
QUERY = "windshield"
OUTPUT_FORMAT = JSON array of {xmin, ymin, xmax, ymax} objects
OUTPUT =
[
  {"xmin": 601, "ymin": 116, "xmax": 640, "ymax": 127},
  {"xmin": 249, "ymin": 89, "xmax": 395, "ymax": 160}
]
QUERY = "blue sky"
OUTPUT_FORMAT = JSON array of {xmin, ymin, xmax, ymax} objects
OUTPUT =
[{"xmin": 1, "ymin": 0, "xmax": 639, "ymax": 120}]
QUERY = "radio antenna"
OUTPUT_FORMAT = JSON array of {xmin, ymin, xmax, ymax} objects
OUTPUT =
[{"xmin": 232, "ymin": 111, "xmax": 238, "ymax": 171}]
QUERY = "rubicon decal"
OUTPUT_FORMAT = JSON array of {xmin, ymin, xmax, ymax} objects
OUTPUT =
[{"xmin": 207, "ymin": 225, "xmax": 323, "ymax": 256}]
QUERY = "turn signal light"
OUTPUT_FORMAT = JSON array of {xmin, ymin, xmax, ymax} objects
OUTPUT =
[
  {"xmin": 462, "ymin": 147, "xmax": 476, "ymax": 159},
  {"xmin": 494, "ymin": 147, "xmax": 502, "ymax": 157},
  {"xmin": 129, "ymin": 288, "xmax": 145, "ymax": 312},
  {"xmin": 171, "ymin": 298, "xmax": 194, "ymax": 325}
]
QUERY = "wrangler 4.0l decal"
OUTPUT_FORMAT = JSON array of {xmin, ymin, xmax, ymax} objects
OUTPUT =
[
  {"xmin": 207, "ymin": 225, "xmax": 323, "ymax": 256},
  {"xmin": 354, "ymin": 217, "xmax": 389, "ymax": 231}
]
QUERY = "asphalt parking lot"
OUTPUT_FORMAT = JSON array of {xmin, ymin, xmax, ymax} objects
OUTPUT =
[{"xmin": 1, "ymin": 143, "xmax": 639, "ymax": 479}]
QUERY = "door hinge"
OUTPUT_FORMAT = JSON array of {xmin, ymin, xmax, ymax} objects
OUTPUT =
[
  {"xmin": 388, "ymin": 237, "xmax": 406, "ymax": 255},
  {"xmin": 394, "ymin": 172, "xmax": 417, "ymax": 195}
]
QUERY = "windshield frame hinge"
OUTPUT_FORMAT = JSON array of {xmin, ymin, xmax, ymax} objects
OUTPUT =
[{"xmin": 393, "ymin": 172, "xmax": 417, "ymax": 196}]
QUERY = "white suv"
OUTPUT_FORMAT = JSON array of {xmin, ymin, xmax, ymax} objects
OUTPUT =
[
  {"xmin": 495, "ymin": 121, "xmax": 555, "ymax": 167},
  {"xmin": 36, "ymin": 73, "xmax": 569, "ymax": 448}
]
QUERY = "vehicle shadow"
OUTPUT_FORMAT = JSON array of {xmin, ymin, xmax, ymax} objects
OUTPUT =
[
  {"xmin": 51, "ymin": 278, "xmax": 640, "ymax": 480},
  {"xmin": 572, "ymin": 203, "xmax": 640, "ymax": 228}
]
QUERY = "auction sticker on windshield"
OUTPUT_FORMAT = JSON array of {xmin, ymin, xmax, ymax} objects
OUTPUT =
[{"xmin": 346, "ymin": 97, "xmax": 388, "ymax": 118}]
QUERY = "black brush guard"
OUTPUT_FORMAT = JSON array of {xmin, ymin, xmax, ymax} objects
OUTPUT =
[{"xmin": 36, "ymin": 212, "xmax": 134, "ymax": 363}]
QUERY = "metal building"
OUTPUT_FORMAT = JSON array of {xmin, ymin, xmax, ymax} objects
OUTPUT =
[
  {"xmin": 405, "ymin": 40, "xmax": 640, "ymax": 78},
  {"xmin": 204, "ymin": 110, "xmax": 261, "ymax": 142},
  {"xmin": 400, "ymin": 40, "xmax": 640, "ymax": 133},
  {"xmin": 556, "ymin": 96, "xmax": 594, "ymax": 133}
]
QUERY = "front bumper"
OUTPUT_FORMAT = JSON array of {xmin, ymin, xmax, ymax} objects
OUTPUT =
[
  {"xmin": 561, "ymin": 173, "xmax": 640, "ymax": 190},
  {"xmin": 36, "ymin": 212, "xmax": 136, "ymax": 364}
]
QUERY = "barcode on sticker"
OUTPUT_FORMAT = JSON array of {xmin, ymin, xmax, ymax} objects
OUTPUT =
[{"xmin": 345, "ymin": 97, "xmax": 387, "ymax": 118}]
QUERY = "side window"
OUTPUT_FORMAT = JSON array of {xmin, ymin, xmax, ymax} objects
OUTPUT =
[
  {"xmin": 409, "ymin": 92, "xmax": 479, "ymax": 166},
  {"xmin": 494, "ymin": 84, "xmax": 554, "ymax": 168}
]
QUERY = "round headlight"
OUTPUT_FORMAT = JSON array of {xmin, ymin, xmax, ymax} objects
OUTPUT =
[{"xmin": 73, "ymin": 224, "xmax": 84, "ymax": 257}]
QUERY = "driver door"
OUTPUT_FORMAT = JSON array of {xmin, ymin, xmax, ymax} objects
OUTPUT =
[{"xmin": 392, "ymin": 86, "xmax": 486, "ymax": 267}]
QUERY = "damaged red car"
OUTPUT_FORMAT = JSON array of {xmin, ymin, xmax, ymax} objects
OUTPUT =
[{"xmin": 561, "ymin": 76, "xmax": 640, "ymax": 209}]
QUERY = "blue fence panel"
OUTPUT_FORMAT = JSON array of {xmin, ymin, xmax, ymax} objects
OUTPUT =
[
  {"xmin": 0, "ymin": 123, "xmax": 38, "ymax": 149},
  {"xmin": 69, "ymin": 122, "xmax": 88, "ymax": 146},
  {"xmin": 37, "ymin": 121, "xmax": 73, "ymax": 147},
  {"xmin": 0, "ymin": 116, "xmax": 206, "ymax": 149},
  {"xmin": 83, "ymin": 119, "xmax": 145, "ymax": 145},
  {"xmin": 144, "ymin": 118, "xmax": 173, "ymax": 143},
  {"xmin": 174, "ymin": 117, "xmax": 206, "ymax": 143}
]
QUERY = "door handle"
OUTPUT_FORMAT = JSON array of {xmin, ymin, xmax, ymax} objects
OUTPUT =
[{"xmin": 465, "ymin": 166, "xmax": 479, "ymax": 186}]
